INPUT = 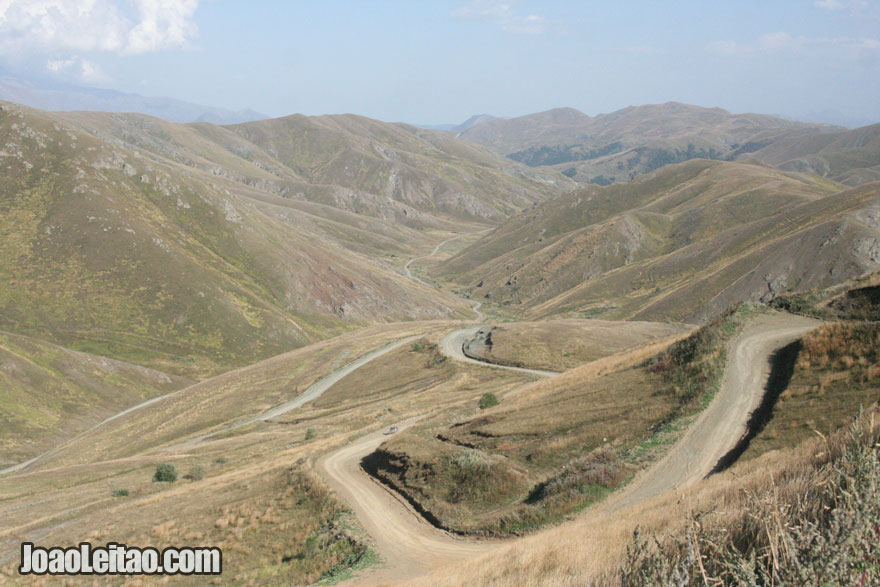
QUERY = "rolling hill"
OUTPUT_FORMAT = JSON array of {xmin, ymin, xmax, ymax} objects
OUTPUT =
[
  {"xmin": 454, "ymin": 102, "xmax": 879, "ymax": 187},
  {"xmin": 54, "ymin": 108, "xmax": 572, "ymax": 231},
  {"xmin": 0, "ymin": 329, "xmax": 192, "ymax": 467},
  {"xmin": 434, "ymin": 159, "xmax": 880, "ymax": 323},
  {"xmin": 1, "ymin": 100, "xmax": 571, "ymax": 377}
]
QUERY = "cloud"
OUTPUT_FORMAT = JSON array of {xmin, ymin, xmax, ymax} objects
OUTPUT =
[
  {"xmin": 708, "ymin": 31, "xmax": 880, "ymax": 57},
  {"xmin": 45, "ymin": 56, "xmax": 109, "ymax": 84},
  {"xmin": 813, "ymin": 0, "xmax": 880, "ymax": 17},
  {"xmin": 46, "ymin": 58, "xmax": 76, "ymax": 72},
  {"xmin": 814, "ymin": 0, "xmax": 844, "ymax": 9},
  {"xmin": 0, "ymin": 0, "xmax": 199, "ymax": 56},
  {"xmin": 453, "ymin": 1, "xmax": 547, "ymax": 35},
  {"xmin": 78, "ymin": 58, "xmax": 107, "ymax": 83}
]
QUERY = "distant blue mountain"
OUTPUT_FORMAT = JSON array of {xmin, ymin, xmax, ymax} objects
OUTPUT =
[
  {"xmin": 417, "ymin": 113, "xmax": 498, "ymax": 132},
  {"xmin": 0, "ymin": 70, "xmax": 268, "ymax": 124}
]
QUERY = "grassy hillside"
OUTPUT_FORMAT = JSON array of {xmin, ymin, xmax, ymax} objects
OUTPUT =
[
  {"xmin": 0, "ymin": 102, "xmax": 478, "ymax": 376},
  {"xmin": 434, "ymin": 160, "xmax": 880, "ymax": 323},
  {"xmin": 55, "ymin": 108, "xmax": 573, "ymax": 231},
  {"xmin": 0, "ymin": 330, "xmax": 191, "ymax": 466},
  {"xmin": 0, "ymin": 322, "xmax": 534, "ymax": 583},
  {"xmin": 461, "ymin": 319, "xmax": 689, "ymax": 372},
  {"xmin": 752, "ymin": 122, "xmax": 880, "ymax": 186}
]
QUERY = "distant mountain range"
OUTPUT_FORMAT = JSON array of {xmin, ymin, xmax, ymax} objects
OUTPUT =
[
  {"xmin": 0, "ymin": 71, "xmax": 268, "ymax": 124},
  {"xmin": 417, "ymin": 113, "xmax": 498, "ymax": 132},
  {"xmin": 445, "ymin": 103, "xmax": 880, "ymax": 186}
]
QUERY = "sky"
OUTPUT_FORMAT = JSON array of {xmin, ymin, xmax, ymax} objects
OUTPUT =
[{"xmin": 0, "ymin": 0, "xmax": 878, "ymax": 125}]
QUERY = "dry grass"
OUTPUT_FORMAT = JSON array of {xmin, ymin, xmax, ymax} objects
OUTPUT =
[
  {"xmin": 620, "ymin": 409, "xmax": 880, "ymax": 585},
  {"xmin": 739, "ymin": 321, "xmax": 880, "ymax": 461},
  {"xmin": 0, "ymin": 322, "xmax": 535, "ymax": 583},
  {"xmin": 0, "ymin": 460, "xmax": 368, "ymax": 585},
  {"xmin": 797, "ymin": 321, "xmax": 880, "ymax": 371},
  {"xmin": 20, "ymin": 322, "xmax": 456, "ymax": 469}
]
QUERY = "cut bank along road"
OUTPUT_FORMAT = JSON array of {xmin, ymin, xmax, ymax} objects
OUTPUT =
[
  {"xmin": 317, "ymin": 421, "xmax": 497, "ymax": 583},
  {"xmin": 315, "ymin": 311, "xmax": 819, "ymax": 584},
  {"xmin": 607, "ymin": 311, "xmax": 819, "ymax": 512},
  {"xmin": 440, "ymin": 326, "xmax": 558, "ymax": 378}
]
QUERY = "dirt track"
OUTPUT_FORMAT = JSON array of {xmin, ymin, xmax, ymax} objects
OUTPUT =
[
  {"xmin": 315, "ymin": 312, "xmax": 819, "ymax": 584},
  {"xmin": 317, "ymin": 422, "xmax": 497, "ymax": 584},
  {"xmin": 403, "ymin": 232, "xmax": 489, "ymax": 321},
  {"xmin": 439, "ymin": 326, "xmax": 559, "ymax": 378},
  {"xmin": 607, "ymin": 312, "xmax": 819, "ymax": 510}
]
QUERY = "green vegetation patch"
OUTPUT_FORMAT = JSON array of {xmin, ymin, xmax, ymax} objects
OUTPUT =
[{"xmin": 153, "ymin": 463, "xmax": 178, "ymax": 483}]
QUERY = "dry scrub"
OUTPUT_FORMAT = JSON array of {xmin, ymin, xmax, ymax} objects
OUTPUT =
[
  {"xmin": 621, "ymin": 410, "xmax": 880, "ymax": 586},
  {"xmin": 741, "ymin": 321, "xmax": 880, "ymax": 461}
]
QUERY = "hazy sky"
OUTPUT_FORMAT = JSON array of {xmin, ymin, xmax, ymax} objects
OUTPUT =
[{"xmin": 1, "ymin": 0, "xmax": 878, "ymax": 124}]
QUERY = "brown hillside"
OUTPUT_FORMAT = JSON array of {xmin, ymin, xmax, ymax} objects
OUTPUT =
[
  {"xmin": 434, "ymin": 160, "xmax": 880, "ymax": 323},
  {"xmin": 0, "ymin": 102, "xmax": 475, "ymax": 377}
]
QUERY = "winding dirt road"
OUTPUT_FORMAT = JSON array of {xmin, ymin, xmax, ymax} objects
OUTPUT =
[
  {"xmin": 607, "ymin": 312, "xmax": 819, "ymax": 511},
  {"xmin": 439, "ymin": 326, "xmax": 559, "ymax": 378},
  {"xmin": 403, "ymin": 231, "xmax": 490, "ymax": 321},
  {"xmin": 317, "ymin": 422, "xmax": 496, "ymax": 583},
  {"xmin": 315, "ymin": 311, "xmax": 819, "ymax": 583},
  {"xmin": 0, "ymin": 388, "xmax": 187, "ymax": 476}
]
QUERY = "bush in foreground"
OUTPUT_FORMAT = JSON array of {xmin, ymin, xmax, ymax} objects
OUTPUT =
[
  {"xmin": 479, "ymin": 392, "xmax": 499, "ymax": 409},
  {"xmin": 620, "ymin": 411, "xmax": 880, "ymax": 586},
  {"xmin": 152, "ymin": 463, "xmax": 178, "ymax": 483}
]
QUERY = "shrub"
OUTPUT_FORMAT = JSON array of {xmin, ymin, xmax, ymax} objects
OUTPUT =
[
  {"xmin": 152, "ymin": 463, "xmax": 178, "ymax": 483},
  {"xmin": 527, "ymin": 451, "xmax": 623, "ymax": 503},
  {"xmin": 410, "ymin": 340, "xmax": 425, "ymax": 352},
  {"xmin": 479, "ymin": 392, "xmax": 499, "ymax": 409},
  {"xmin": 305, "ymin": 428, "xmax": 317, "ymax": 441},
  {"xmin": 185, "ymin": 465, "xmax": 204, "ymax": 481},
  {"xmin": 769, "ymin": 291, "xmax": 827, "ymax": 318},
  {"xmin": 213, "ymin": 456, "xmax": 227, "ymax": 465},
  {"xmin": 111, "ymin": 488, "xmax": 129, "ymax": 497}
]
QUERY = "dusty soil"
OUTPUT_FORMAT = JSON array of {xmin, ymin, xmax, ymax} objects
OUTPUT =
[{"xmin": 607, "ymin": 312, "xmax": 819, "ymax": 511}]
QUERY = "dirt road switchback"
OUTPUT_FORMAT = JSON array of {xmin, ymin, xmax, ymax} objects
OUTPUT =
[
  {"xmin": 440, "ymin": 327, "xmax": 559, "ymax": 378},
  {"xmin": 317, "ymin": 311, "xmax": 819, "ymax": 583},
  {"xmin": 608, "ymin": 311, "xmax": 819, "ymax": 511},
  {"xmin": 316, "ymin": 421, "xmax": 497, "ymax": 583}
]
